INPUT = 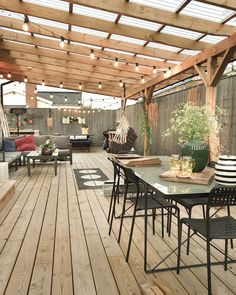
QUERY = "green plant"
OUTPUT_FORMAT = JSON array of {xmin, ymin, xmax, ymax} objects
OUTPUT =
[
  {"xmin": 40, "ymin": 137, "xmax": 57, "ymax": 150},
  {"xmin": 163, "ymin": 103, "xmax": 225, "ymax": 145},
  {"xmin": 140, "ymin": 96, "xmax": 152, "ymax": 146}
]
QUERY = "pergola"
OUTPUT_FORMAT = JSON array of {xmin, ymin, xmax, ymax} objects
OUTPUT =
[{"xmin": 0, "ymin": 0, "xmax": 235, "ymax": 100}]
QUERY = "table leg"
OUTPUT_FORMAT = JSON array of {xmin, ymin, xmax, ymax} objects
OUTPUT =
[
  {"xmin": 27, "ymin": 157, "xmax": 31, "ymax": 176},
  {"xmin": 33, "ymin": 159, "xmax": 35, "ymax": 168},
  {"xmin": 54, "ymin": 158, "xmax": 57, "ymax": 176}
]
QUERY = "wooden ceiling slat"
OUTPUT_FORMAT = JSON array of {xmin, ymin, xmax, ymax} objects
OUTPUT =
[
  {"xmin": 0, "ymin": 0, "xmax": 210, "ymax": 50},
  {"xmin": 63, "ymin": 0, "xmax": 235, "ymax": 36}
]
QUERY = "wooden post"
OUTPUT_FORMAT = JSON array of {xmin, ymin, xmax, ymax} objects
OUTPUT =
[
  {"xmin": 194, "ymin": 48, "xmax": 235, "ymax": 161},
  {"xmin": 143, "ymin": 86, "xmax": 154, "ymax": 156}
]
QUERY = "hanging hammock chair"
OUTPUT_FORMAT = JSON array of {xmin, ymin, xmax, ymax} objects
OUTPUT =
[{"xmin": 107, "ymin": 111, "xmax": 137, "ymax": 154}]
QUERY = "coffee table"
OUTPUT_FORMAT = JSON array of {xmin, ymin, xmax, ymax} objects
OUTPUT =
[{"xmin": 26, "ymin": 151, "xmax": 58, "ymax": 176}]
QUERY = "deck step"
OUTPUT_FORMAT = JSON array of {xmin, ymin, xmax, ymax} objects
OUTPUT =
[{"xmin": 0, "ymin": 180, "xmax": 16, "ymax": 203}]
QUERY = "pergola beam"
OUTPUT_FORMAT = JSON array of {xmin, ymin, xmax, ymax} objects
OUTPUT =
[{"xmin": 0, "ymin": 0, "xmax": 210, "ymax": 50}]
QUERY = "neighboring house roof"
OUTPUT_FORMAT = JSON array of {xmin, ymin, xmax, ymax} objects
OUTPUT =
[{"xmin": 37, "ymin": 91, "xmax": 82, "ymax": 106}]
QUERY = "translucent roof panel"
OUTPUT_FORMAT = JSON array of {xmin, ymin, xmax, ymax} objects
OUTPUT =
[
  {"xmin": 73, "ymin": 4, "xmax": 117, "ymax": 22},
  {"xmin": 226, "ymin": 17, "xmax": 236, "ymax": 27},
  {"xmin": 161, "ymin": 26, "xmax": 202, "ymax": 40},
  {"xmin": 146, "ymin": 42, "xmax": 181, "ymax": 52},
  {"xmin": 181, "ymin": 49, "xmax": 201, "ymax": 56},
  {"xmin": 129, "ymin": 0, "xmax": 185, "ymax": 12},
  {"xmin": 110, "ymin": 34, "xmax": 146, "ymax": 45},
  {"xmin": 34, "ymin": 34, "xmax": 59, "ymax": 41},
  {"xmin": 29, "ymin": 16, "xmax": 68, "ymax": 30},
  {"xmin": 104, "ymin": 48, "xmax": 134, "ymax": 56},
  {"xmin": 180, "ymin": 0, "xmax": 234, "ymax": 22},
  {"xmin": 71, "ymin": 26, "xmax": 109, "ymax": 38},
  {"xmin": 0, "ymin": 9, "xmax": 24, "ymax": 20},
  {"xmin": 119, "ymin": 16, "xmax": 161, "ymax": 31},
  {"xmin": 200, "ymin": 35, "xmax": 227, "ymax": 44},
  {"xmin": 70, "ymin": 41, "xmax": 103, "ymax": 50},
  {"xmin": 1, "ymin": 27, "xmax": 31, "ymax": 36},
  {"xmin": 23, "ymin": 0, "xmax": 69, "ymax": 11}
]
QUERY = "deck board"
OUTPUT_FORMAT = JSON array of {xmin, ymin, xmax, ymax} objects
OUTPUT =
[{"xmin": 0, "ymin": 150, "xmax": 235, "ymax": 295}]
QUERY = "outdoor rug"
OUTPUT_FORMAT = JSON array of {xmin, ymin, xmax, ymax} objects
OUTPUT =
[{"xmin": 74, "ymin": 168, "xmax": 109, "ymax": 190}]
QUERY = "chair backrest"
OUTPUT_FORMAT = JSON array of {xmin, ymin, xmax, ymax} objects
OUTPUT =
[
  {"xmin": 120, "ymin": 164, "xmax": 139, "ymax": 185},
  {"xmin": 208, "ymin": 186, "xmax": 236, "ymax": 207}
]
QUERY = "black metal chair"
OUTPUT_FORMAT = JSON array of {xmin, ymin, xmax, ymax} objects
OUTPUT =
[
  {"xmin": 177, "ymin": 186, "xmax": 236, "ymax": 295},
  {"xmin": 119, "ymin": 165, "xmax": 179, "ymax": 263},
  {"xmin": 175, "ymin": 161, "xmax": 218, "ymax": 254}
]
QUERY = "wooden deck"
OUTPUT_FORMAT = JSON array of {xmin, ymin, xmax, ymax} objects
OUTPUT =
[{"xmin": 0, "ymin": 150, "xmax": 236, "ymax": 295}]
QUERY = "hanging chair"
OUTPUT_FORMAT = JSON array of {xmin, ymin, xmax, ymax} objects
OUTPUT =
[{"xmin": 107, "ymin": 111, "xmax": 137, "ymax": 154}]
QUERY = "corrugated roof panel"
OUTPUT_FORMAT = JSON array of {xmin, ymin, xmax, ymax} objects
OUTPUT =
[
  {"xmin": 70, "ymin": 41, "xmax": 103, "ymax": 50},
  {"xmin": 129, "ymin": 0, "xmax": 185, "ymax": 12},
  {"xmin": 110, "ymin": 34, "xmax": 146, "ymax": 45},
  {"xmin": 161, "ymin": 26, "xmax": 202, "ymax": 40},
  {"xmin": 29, "ymin": 16, "xmax": 68, "ymax": 30},
  {"xmin": 119, "ymin": 16, "xmax": 161, "ymax": 31},
  {"xmin": 136, "ymin": 54, "xmax": 165, "ymax": 62},
  {"xmin": 181, "ymin": 49, "xmax": 201, "ymax": 56},
  {"xmin": 72, "ymin": 26, "xmax": 109, "ymax": 38},
  {"xmin": 23, "ymin": 0, "xmax": 69, "ymax": 11},
  {"xmin": 73, "ymin": 4, "xmax": 117, "ymax": 22},
  {"xmin": 1, "ymin": 27, "xmax": 31, "ymax": 36},
  {"xmin": 200, "ymin": 35, "xmax": 227, "ymax": 44},
  {"xmin": 226, "ymin": 17, "xmax": 236, "ymax": 26},
  {"xmin": 180, "ymin": 0, "xmax": 234, "ymax": 22},
  {"xmin": 0, "ymin": 9, "xmax": 24, "ymax": 19},
  {"xmin": 33, "ymin": 33, "xmax": 59, "ymax": 41},
  {"xmin": 147, "ymin": 42, "xmax": 181, "ymax": 52}
]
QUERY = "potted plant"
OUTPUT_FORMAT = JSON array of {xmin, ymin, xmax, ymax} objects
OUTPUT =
[
  {"xmin": 81, "ymin": 123, "xmax": 89, "ymax": 135},
  {"xmin": 40, "ymin": 137, "xmax": 57, "ymax": 156},
  {"xmin": 163, "ymin": 103, "xmax": 225, "ymax": 172}
]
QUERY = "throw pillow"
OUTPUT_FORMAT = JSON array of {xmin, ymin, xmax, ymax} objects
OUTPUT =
[
  {"xmin": 15, "ymin": 135, "xmax": 36, "ymax": 151},
  {"xmin": 3, "ymin": 139, "xmax": 16, "ymax": 152}
]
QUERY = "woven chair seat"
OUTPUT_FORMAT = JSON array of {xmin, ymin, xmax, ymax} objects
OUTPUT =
[
  {"xmin": 118, "ymin": 183, "xmax": 146, "ymax": 194},
  {"xmin": 177, "ymin": 197, "xmax": 208, "ymax": 209},
  {"xmin": 136, "ymin": 195, "xmax": 175, "ymax": 210},
  {"xmin": 182, "ymin": 216, "xmax": 236, "ymax": 240}
]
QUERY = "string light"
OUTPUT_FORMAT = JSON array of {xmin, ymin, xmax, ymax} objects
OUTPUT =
[
  {"xmin": 114, "ymin": 58, "xmax": 119, "ymax": 67},
  {"xmin": 141, "ymin": 76, "xmax": 145, "ymax": 83},
  {"xmin": 119, "ymin": 80, "xmax": 124, "ymax": 87},
  {"xmin": 24, "ymin": 76, "xmax": 28, "ymax": 83},
  {"xmin": 50, "ymin": 93, "xmax": 53, "ymax": 99},
  {"xmin": 0, "ymin": 73, "xmax": 3, "ymax": 79},
  {"xmin": 22, "ymin": 19, "xmax": 29, "ymax": 32},
  {"xmin": 60, "ymin": 82, "xmax": 63, "ymax": 88},
  {"xmin": 98, "ymin": 82, "xmax": 102, "ymax": 89},
  {"xmin": 30, "ymin": 96, "xmax": 34, "ymax": 100},
  {"xmin": 78, "ymin": 83, "xmax": 82, "ymax": 90},
  {"xmin": 90, "ymin": 49, "xmax": 95, "ymax": 59},
  {"xmin": 64, "ymin": 96, "xmax": 67, "ymax": 102},
  {"xmin": 59, "ymin": 37, "xmax": 66, "ymax": 48},
  {"xmin": 34, "ymin": 86, "xmax": 37, "ymax": 94},
  {"xmin": 41, "ymin": 80, "xmax": 45, "ymax": 86},
  {"xmin": 153, "ymin": 66, "xmax": 157, "ymax": 74},
  {"xmin": 7, "ymin": 72, "xmax": 12, "ymax": 78},
  {"xmin": 135, "ymin": 63, "xmax": 139, "ymax": 72}
]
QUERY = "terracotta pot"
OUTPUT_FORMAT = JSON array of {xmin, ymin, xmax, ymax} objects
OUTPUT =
[{"xmin": 41, "ymin": 148, "xmax": 53, "ymax": 156}]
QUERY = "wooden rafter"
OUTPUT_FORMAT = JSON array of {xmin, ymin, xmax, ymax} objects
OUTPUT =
[
  {"xmin": 63, "ymin": 0, "xmax": 235, "ymax": 36},
  {"xmin": 0, "ymin": 16, "xmax": 188, "ymax": 63},
  {"xmin": 0, "ymin": 0, "xmax": 210, "ymax": 50}
]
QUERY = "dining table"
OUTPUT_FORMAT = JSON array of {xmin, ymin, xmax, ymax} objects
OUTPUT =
[{"xmin": 117, "ymin": 155, "xmax": 220, "ymax": 273}]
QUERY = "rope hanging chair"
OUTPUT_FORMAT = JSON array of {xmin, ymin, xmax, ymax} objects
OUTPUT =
[{"xmin": 107, "ymin": 102, "xmax": 137, "ymax": 154}]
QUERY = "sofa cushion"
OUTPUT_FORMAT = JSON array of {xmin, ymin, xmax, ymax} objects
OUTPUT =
[
  {"xmin": 34, "ymin": 135, "xmax": 48, "ymax": 147},
  {"xmin": 51, "ymin": 136, "xmax": 70, "ymax": 149},
  {"xmin": 4, "ymin": 152, "xmax": 21, "ymax": 163},
  {"xmin": 3, "ymin": 139, "xmax": 16, "ymax": 152},
  {"xmin": 15, "ymin": 135, "xmax": 36, "ymax": 151}
]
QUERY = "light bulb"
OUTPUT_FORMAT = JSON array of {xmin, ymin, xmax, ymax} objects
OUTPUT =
[
  {"xmin": 78, "ymin": 83, "xmax": 82, "ymax": 90},
  {"xmin": 7, "ymin": 72, "xmax": 12, "ymax": 78},
  {"xmin": 98, "ymin": 82, "xmax": 102, "ymax": 89},
  {"xmin": 64, "ymin": 97, "xmax": 67, "ymax": 102},
  {"xmin": 0, "ymin": 73, "xmax": 3, "ymax": 79},
  {"xmin": 114, "ymin": 58, "xmax": 119, "ymax": 67},
  {"xmin": 50, "ymin": 93, "xmax": 53, "ymax": 99},
  {"xmin": 119, "ymin": 80, "xmax": 123, "ymax": 87},
  {"xmin": 90, "ymin": 49, "xmax": 95, "ymax": 59},
  {"xmin": 41, "ymin": 80, "xmax": 45, "ymax": 86},
  {"xmin": 34, "ymin": 87, "xmax": 37, "ymax": 94},
  {"xmin": 135, "ymin": 63, "xmax": 139, "ymax": 72},
  {"xmin": 153, "ymin": 66, "xmax": 157, "ymax": 74},
  {"xmin": 22, "ymin": 21, "xmax": 29, "ymax": 32},
  {"xmin": 60, "ymin": 82, "xmax": 63, "ymax": 88},
  {"xmin": 59, "ymin": 37, "xmax": 65, "ymax": 48},
  {"xmin": 24, "ymin": 76, "xmax": 28, "ymax": 83},
  {"xmin": 141, "ymin": 76, "xmax": 145, "ymax": 83}
]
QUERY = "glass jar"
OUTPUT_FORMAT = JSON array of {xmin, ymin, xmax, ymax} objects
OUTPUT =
[{"xmin": 170, "ymin": 154, "xmax": 181, "ymax": 172}]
